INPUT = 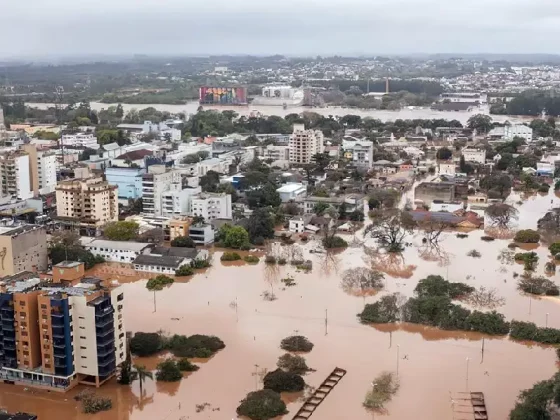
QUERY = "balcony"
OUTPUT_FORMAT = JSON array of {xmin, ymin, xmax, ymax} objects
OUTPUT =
[
  {"xmin": 1, "ymin": 323, "xmax": 14, "ymax": 332},
  {"xmin": 95, "ymin": 306, "xmax": 114, "ymax": 317},
  {"xmin": 3, "ymin": 343, "xmax": 15, "ymax": 351},
  {"xmin": 97, "ymin": 346, "xmax": 114, "ymax": 358}
]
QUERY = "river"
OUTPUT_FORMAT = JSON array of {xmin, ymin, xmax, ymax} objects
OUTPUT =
[
  {"xmin": 26, "ymin": 101, "xmax": 532, "ymax": 125},
  {"xmin": 0, "ymin": 192, "xmax": 558, "ymax": 419}
]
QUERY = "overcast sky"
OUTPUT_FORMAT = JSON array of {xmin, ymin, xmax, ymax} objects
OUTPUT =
[{"xmin": 3, "ymin": 0, "xmax": 560, "ymax": 58}]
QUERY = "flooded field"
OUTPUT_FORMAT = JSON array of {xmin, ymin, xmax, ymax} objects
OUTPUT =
[{"xmin": 0, "ymin": 193, "xmax": 559, "ymax": 419}]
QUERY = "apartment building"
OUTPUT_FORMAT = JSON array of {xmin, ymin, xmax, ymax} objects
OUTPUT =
[
  {"xmin": 504, "ymin": 124, "xmax": 533, "ymax": 142},
  {"xmin": 0, "ymin": 151, "xmax": 35, "ymax": 200},
  {"xmin": 288, "ymin": 124, "xmax": 325, "ymax": 164},
  {"xmin": 0, "ymin": 262, "xmax": 126, "ymax": 391},
  {"xmin": 60, "ymin": 133, "xmax": 100, "ymax": 149},
  {"xmin": 0, "ymin": 222, "xmax": 48, "ymax": 277},
  {"xmin": 190, "ymin": 193, "xmax": 232, "ymax": 221},
  {"xmin": 462, "ymin": 148, "xmax": 486, "ymax": 164},
  {"xmin": 263, "ymin": 145, "xmax": 290, "ymax": 161},
  {"xmin": 55, "ymin": 176, "xmax": 118, "ymax": 227},
  {"xmin": 105, "ymin": 167, "xmax": 145, "ymax": 201},
  {"xmin": 141, "ymin": 166, "xmax": 183, "ymax": 217},
  {"xmin": 342, "ymin": 140, "xmax": 374, "ymax": 169},
  {"xmin": 22, "ymin": 145, "xmax": 57, "ymax": 195}
]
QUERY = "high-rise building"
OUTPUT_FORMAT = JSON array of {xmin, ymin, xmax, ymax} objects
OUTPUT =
[
  {"xmin": 0, "ymin": 222, "xmax": 48, "ymax": 277},
  {"xmin": 22, "ymin": 144, "xmax": 57, "ymax": 195},
  {"xmin": 56, "ymin": 176, "xmax": 118, "ymax": 228},
  {"xmin": 190, "ymin": 193, "xmax": 232, "ymax": 221},
  {"xmin": 0, "ymin": 262, "xmax": 126, "ymax": 391},
  {"xmin": 0, "ymin": 151, "xmax": 35, "ymax": 200},
  {"xmin": 288, "ymin": 124, "xmax": 325, "ymax": 164}
]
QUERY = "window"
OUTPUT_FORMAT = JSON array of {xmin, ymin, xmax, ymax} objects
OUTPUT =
[
  {"xmin": 40, "ymin": 304, "xmax": 47, "ymax": 309},
  {"xmin": 81, "ymin": 356, "xmax": 87, "ymax": 359},
  {"xmin": 19, "ymin": 301, "xmax": 25, "ymax": 306},
  {"xmin": 79, "ymin": 316, "xmax": 85, "ymax": 319},
  {"xmin": 80, "ymin": 326, "xmax": 85, "ymax": 330},
  {"xmin": 21, "ymin": 331, "xmax": 28, "ymax": 336},
  {"xmin": 80, "ymin": 336, "xmax": 86, "ymax": 339},
  {"xmin": 43, "ymin": 334, "xmax": 49, "ymax": 340},
  {"xmin": 45, "ymin": 364, "xmax": 51, "ymax": 368},
  {"xmin": 23, "ymin": 351, "xmax": 29, "ymax": 356}
]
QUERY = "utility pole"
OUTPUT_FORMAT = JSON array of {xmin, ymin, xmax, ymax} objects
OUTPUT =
[
  {"xmin": 466, "ymin": 357, "xmax": 470, "ymax": 391},
  {"xmin": 396, "ymin": 345, "xmax": 400, "ymax": 377},
  {"xmin": 153, "ymin": 290, "xmax": 156, "ymax": 313},
  {"xmin": 325, "ymin": 309, "xmax": 328, "ymax": 336}
]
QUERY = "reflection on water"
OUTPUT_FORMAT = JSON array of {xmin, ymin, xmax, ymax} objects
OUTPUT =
[{"xmin": 1, "ymin": 193, "xmax": 560, "ymax": 419}]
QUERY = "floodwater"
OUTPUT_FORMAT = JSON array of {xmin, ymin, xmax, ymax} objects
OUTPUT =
[
  {"xmin": 26, "ymin": 101, "xmax": 531, "ymax": 125},
  {"xmin": 0, "ymin": 193, "xmax": 559, "ymax": 419}
]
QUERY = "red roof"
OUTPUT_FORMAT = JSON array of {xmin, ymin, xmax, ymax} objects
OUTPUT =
[{"xmin": 115, "ymin": 149, "xmax": 153, "ymax": 160}]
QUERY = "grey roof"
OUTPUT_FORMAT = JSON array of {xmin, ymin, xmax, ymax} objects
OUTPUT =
[
  {"xmin": 0, "ymin": 413, "xmax": 37, "ymax": 420},
  {"xmin": 152, "ymin": 247, "xmax": 199, "ymax": 259},
  {"xmin": 103, "ymin": 142, "xmax": 120, "ymax": 151},
  {"xmin": 81, "ymin": 239, "xmax": 152, "ymax": 252},
  {"xmin": 132, "ymin": 254, "xmax": 186, "ymax": 268}
]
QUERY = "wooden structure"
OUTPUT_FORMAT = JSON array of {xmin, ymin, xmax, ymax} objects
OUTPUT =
[
  {"xmin": 291, "ymin": 367, "xmax": 346, "ymax": 420},
  {"xmin": 451, "ymin": 392, "xmax": 488, "ymax": 420}
]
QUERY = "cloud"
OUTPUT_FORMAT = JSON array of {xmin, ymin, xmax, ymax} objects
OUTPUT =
[{"xmin": 2, "ymin": 0, "xmax": 560, "ymax": 58}]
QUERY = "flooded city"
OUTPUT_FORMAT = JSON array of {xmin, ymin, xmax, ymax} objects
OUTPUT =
[{"xmin": 0, "ymin": 190, "xmax": 558, "ymax": 420}]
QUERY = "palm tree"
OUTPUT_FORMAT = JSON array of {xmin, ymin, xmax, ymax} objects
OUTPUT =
[{"xmin": 131, "ymin": 365, "xmax": 153, "ymax": 395}]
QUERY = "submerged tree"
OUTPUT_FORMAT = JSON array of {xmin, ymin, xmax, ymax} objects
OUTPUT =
[
  {"xmin": 236, "ymin": 389, "xmax": 287, "ymax": 420},
  {"xmin": 363, "ymin": 371, "xmax": 400, "ymax": 410},
  {"xmin": 341, "ymin": 267, "xmax": 385, "ymax": 297},
  {"xmin": 365, "ymin": 209, "xmax": 415, "ymax": 252},
  {"xmin": 485, "ymin": 204, "xmax": 519, "ymax": 229}
]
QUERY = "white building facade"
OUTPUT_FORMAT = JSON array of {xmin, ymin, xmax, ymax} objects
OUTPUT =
[
  {"xmin": 80, "ymin": 239, "xmax": 152, "ymax": 263},
  {"xmin": 61, "ymin": 133, "xmax": 100, "ymax": 149},
  {"xmin": 504, "ymin": 125, "xmax": 533, "ymax": 142},
  {"xmin": 462, "ymin": 148, "xmax": 486, "ymax": 164},
  {"xmin": 190, "ymin": 193, "xmax": 232, "ymax": 221},
  {"xmin": 289, "ymin": 124, "xmax": 325, "ymax": 164},
  {"xmin": 37, "ymin": 150, "xmax": 57, "ymax": 194}
]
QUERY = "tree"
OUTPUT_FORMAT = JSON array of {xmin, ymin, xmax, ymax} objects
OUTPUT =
[
  {"xmin": 414, "ymin": 275, "xmax": 474, "ymax": 299},
  {"xmin": 192, "ymin": 215, "xmax": 205, "ymax": 226},
  {"xmin": 170, "ymin": 236, "xmax": 196, "ymax": 248},
  {"xmin": 313, "ymin": 202, "xmax": 329, "ymax": 216},
  {"xmin": 363, "ymin": 371, "xmax": 400, "ymax": 410},
  {"xmin": 247, "ymin": 208, "xmax": 275, "ymax": 244},
  {"xmin": 311, "ymin": 152, "xmax": 331, "ymax": 172},
  {"xmin": 365, "ymin": 210, "xmax": 415, "ymax": 252},
  {"xmin": 514, "ymin": 230, "xmax": 541, "ymax": 244},
  {"xmin": 177, "ymin": 358, "xmax": 199, "ymax": 372},
  {"xmin": 236, "ymin": 389, "xmax": 287, "ymax": 420},
  {"xmin": 549, "ymin": 242, "xmax": 560, "ymax": 257},
  {"xmin": 219, "ymin": 224, "xmax": 250, "ymax": 249},
  {"xmin": 280, "ymin": 335, "xmax": 314, "ymax": 353},
  {"xmin": 118, "ymin": 343, "xmax": 132, "ymax": 385},
  {"xmin": 510, "ymin": 378, "xmax": 558, "ymax": 420},
  {"xmin": 467, "ymin": 114, "xmax": 493, "ymax": 133},
  {"xmin": 358, "ymin": 294, "xmax": 402, "ymax": 323},
  {"xmin": 156, "ymin": 360, "xmax": 183, "ymax": 382},
  {"xmin": 146, "ymin": 275, "xmax": 174, "ymax": 291},
  {"xmin": 263, "ymin": 369, "xmax": 305, "ymax": 393},
  {"xmin": 130, "ymin": 332, "xmax": 163, "ymax": 357},
  {"xmin": 436, "ymin": 147, "xmax": 452, "ymax": 160},
  {"xmin": 175, "ymin": 265, "xmax": 194, "ymax": 276},
  {"xmin": 130, "ymin": 365, "xmax": 153, "ymax": 395},
  {"xmin": 200, "ymin": 170, "xmax": 221, "ymax": 192},
  {"xmin": 103, "ymin": 221, "xmax": 140, "ymax": 241},
  {"xmin": 277, "ymin": 354, "xmax": 310, "ymax": 375},
  {"xmin": 246, "ymin": 183, "xmax": 281, "ymax": 209},
  {"xmin": 479, "ymin": 174, "xmax": 512, "ymax": 198},
  {"xmin": 485, "ymin": 203, "xmax": 518, "ymax": 229},
  {"xmin": 115, "ymin": 103, "xmax": 124, "ymax": 119},
  {"xmin": 341, "ymin": 267, "xmax": 385, "ymax": 296}
]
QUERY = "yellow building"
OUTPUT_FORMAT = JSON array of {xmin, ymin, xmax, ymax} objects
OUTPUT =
[
  {"xmin": 168, "ymin": 218, "xmax": 192, "ymax": 241},
  {"xmin": 56, "ymin": 176, "xmax": 118, "ymax": 227},
  {"xmin": 0, "ymin": 223, "xmax": 48, "ymax": 277}
]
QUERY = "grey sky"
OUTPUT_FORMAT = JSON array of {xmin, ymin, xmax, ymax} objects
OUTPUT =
[{"xmin": 3, "ymin": 0, "xmax": 560, "ymax": 58}]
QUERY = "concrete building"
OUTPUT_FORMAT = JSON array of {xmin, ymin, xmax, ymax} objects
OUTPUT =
[
  {"xmin": 60, "ymin": 133, "xmax": 100, "ymax": 149},
  {"xmin": 80, "ymin": 239, "xmax": 152, "ymax": 263},
  {"xmin": 167, "ymin": 219, "xmax": 191, "ymax": 241},
  {"xmin": 289, "ymin": 124, "xmax": 324, "ymax": 164},
  {"xmin": 504, "ymin": 125, "xmax": 533, "ymax": 142},
  {"xmin": 462, "ymin": 148, "xmax": 486, "ymax": 164},
  {"xmin": 439, "ymin": 162, "xmax": 456, "ymax": 176},
  {"xmin": 277, "ymin": 183, "xmax": 307, "ymax": 203},
  {"xmin": 190, "ymin": 193, "xmax": 232, "ymax": 221},
  {"xmin": 342, "ymin": 139, "xmax": 375, "ymax": 169},
  {"xmin": 161, "ymin": 188, "xmax": 201, "ymax": 218},
  {"xmin": 415, "ymin": 182, "xmax": 455, "ymax": 205},
  {"xmin": 132, "ymin": 247, "xmax": 208, "ymax": 274},
  {"xmin": 0, "ymin": 222, "xmax": 47, "ymax": 277},
  {"xmin": 188, "ymin": 224, "xmax": 215, "ymax": 245},
  {"xmin": 36, "ymin": 149, "xmax": 57, "ymax": 194},
  {"xmin": 264, "ymin": 145, "xmax": 290, "ymax": 161},
  {"xmin": 0, "ymin": 262, "xmax": 125, "ymax": 391},
  {"xmin": 105, "ymin": 167, "xmax": 145, "ymax": 201},
  {"xmin": 56, "ymin": 176, "xmax": 118, "ymax": 227},
  {"xmin": 141, "ymin": 166, "xmax": 186, "ymax": 217},
  {"xmin": 0, "ymin": 151, "xmax": 36, "ymax": 200}
]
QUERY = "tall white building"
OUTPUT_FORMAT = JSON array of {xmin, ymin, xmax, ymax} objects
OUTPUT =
[
  {"xmin": 61, "ymin": 133, "xmax": 100, "ymax": 149},
  {"xmin": 0, "ymin": 152, "xmax": 33, "ymax": 199},
  {"xmin": 289, "ymin": 124, "xmax": 325, "ymax": 164},
  {"xmin": 37, "ymin": 150, "xmax": 57, "ymax": 193},
  {"xmin": 190, "ymin": 193, "xmax": 232, "ymax": 221},
  {"xmin": 342, "ymin": 139, "xmax": 374, "ymax": 169}
]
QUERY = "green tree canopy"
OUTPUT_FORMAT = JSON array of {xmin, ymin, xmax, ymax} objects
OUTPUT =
[{"xmin": 103, "ymin": 221, "xmax": 140, "ymax": 241}]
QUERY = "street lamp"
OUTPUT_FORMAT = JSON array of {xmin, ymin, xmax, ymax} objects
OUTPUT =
[
  {"xmin": 466, "ymin": 357, "xmax": 470, "ymax": 391},
  {"xmin": 396, "ymin": 345, "xmax": 400, "ymax": 376},
  {"xmin": 546, "ymin": 313, "xmax": 549, "ymax": 328},
  {"xmin": 370, "ymin": 382, "xmax": 377, "ymax": 420}
]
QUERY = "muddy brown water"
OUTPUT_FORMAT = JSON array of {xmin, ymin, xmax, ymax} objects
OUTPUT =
[{"xmin": 1, "ymin": 192, "xmax": 560, "ymax": 419}]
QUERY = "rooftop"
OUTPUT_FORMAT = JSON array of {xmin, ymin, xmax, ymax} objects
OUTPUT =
[
  {"xmin": 0, "ymin": 413, "xmax": 37, "ymax": 420},
  {"xmin": 80, "ymin": 238, "xmax": 153, "ymax": 252},
  {"xmin": 276, "ymin": 183, "xmax": 306, "ymax": 193},
  {"xmin": 115, "ymin": 149, "xmax": 153, "ymax": 160},
  {"xmin": 133, "ymin": 254, "xmax": 187, "ymax": 269}
]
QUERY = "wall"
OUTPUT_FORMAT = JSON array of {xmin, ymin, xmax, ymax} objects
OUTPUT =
[
  {"xmin": 11, "ymin": 227, "xmax": 48, "ymax": 274},
  {"xmin": 13, "ymin": 291, "xmax": 41, "ymax": 370},
  {"xmin": 111, "ymin": 289, "xmax": 126, "ymax": 366},
  {"xmin": 105, "ymin": 168, "xmax": 144, "ymax": 200},
  {"xmin": 71, "ymin": 295, "xmax": 99, "ymax": 377}
]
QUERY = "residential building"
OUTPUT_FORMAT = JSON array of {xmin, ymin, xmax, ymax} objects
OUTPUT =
[
  {"xmin": 288, "ymin": 124, "xmax": 324, "ymax": 164},
  {"xmin": 55, "ymin": 176, "xmax": 118, "ymax": 227},
  {"xmin": 504, "ymin": 124, "xmax": 533, "ymax": 142},
  {"xmin": 36, "ymin": 150, "xmax": 57, "ymax": 194},
  {"xmin": 105, "ymin": 167, "xmax": 145, "ymax": 201},
  {"xmin": 161, "ymin": 188, "xmax": 201, "ymax": 218},
  {"xmin": 537, "ymin": 161, "xmax": 554, "ymax": 177},
  {"xmin": 462, "ymin": 148, "xmax": 486, "ymax": 164},
  {"xmin": 190, "ymin": 193, "xmax": 232, "ymax": 221},
  {"xmin": 132, "ymin": 248, "xmax": 208, "ymax": 274},
  {"xmin": 188, "ymin": 224, "xmax": 215, "ymax": 245},
  {"xmin": 276, "ymin": 183, "xmax": 307, "ymax": 203},
  {"xmin": 60, "ymin": 133, "xmax": 100, "ymax": 149},
  {"xmin": 439, "ymin": 162, "xmax": 456, "ymax": 176},
  {"xmin": 288, "ymin": 215, "xmax": 312, "ymax": 233},
  {"xmin": 167, "ymin": 218, "xmax": 191, "ymax": 241},
  {"xmin": 415, "ymin": 182, "xmax": 455, "ymax": 205},
  {"xmin": 264, "ymin": 145, "xmax": 290, "ymax": 161},
  {"xmin": 0, "ymin": 262, "xmax": 126, "ymax": 391},
  {"xmin": 0, "ymin": 151, "xmax": 36, "ymax": 200},
  {"xmin": 342, "ymin": 139, "xmax": 374, "ymax": 169},
  {"xmin": 142, "ymin": 165, "xmax": 197, "ymax": 217},
  {"xmin": 298, "ymin": 195, "xmax": 364, "ymax": 215},
  {"xmin": 111, "ymin": 149, "xmax": 153, "ymax": 168},
  {"xmin": 0, "ymin": 222, "xmax": 47, "ymax": 277},
  {"xmin": 80, "ymin": 239, "xmax": 152, "ymax": 263}
]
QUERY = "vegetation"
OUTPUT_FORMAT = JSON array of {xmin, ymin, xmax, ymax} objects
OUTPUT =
[
  {"xmin": 509, "ymin": 374, "xmax": 560, "ymax": 420},
  {"xmin": 280, "ymin": 335, "xmax": 314, "ymax": 353},
  {"xmin": 177, "ymin": 358, "xmax": 200, "ymax": 372},
  {"xmin": 170, "ymin": 235, "xmax": 196, "ymax": 248},
  {"xmin": 247, "ymin": 208, "xmax": 275, "ymax": 244},
  {"xmin": 514, "ymin": 229, "xmax": 541, "ymax": 244},
  {"xmin": 219, "ymin": 224, "xmax": 251, "ymax": 249},
  {"xmin": 221, "ymin": 252, "xmax": 242, "ymax": 261},
  {"xmin": 467, "ymin": 249, "xmax": 482, "ymax": 258},
  {"xmin": 130, "ymin": 365, "xmax": 153, "ymax": 395},
  {"xmin": 277, "ymin": 354, "xmax": 310, "ymax": 375},
  {"xmin": 146, "ymin": 274, "xmax": 174, "ymax": 291},
  {"xmin": 363, "ymin": 372, "xmax": 400, "ymax": 410},
  {"xmin": 263, "ymin": 369, "xmax": 305, "ymax": 393},
  {"xmin": 365, "ymin": 209, "xmax": 415, "ymax": 252},
  {"xmin": 156, "ymin": 360, "xmax": 183, "ymax": 382},
  {"xmin": 548, "ymin": 242, "xmax": 560, "ymax": 257},
  {"xmin": 166, "ymin": 334, "xmax": 225, "ymax": 358},
  {"xmin": 102, "ymin": 220, "xmax": 140, "ymax": 241},
  {"xmin": 358, "ymin": 294, "xmax": 401, "ymax": 323},
  {"xmin": 175, "ymin": 265, "xmax": 195, "ymax": 276},
  {"xmin": 341, "ymin": 267, "xmax": 385, "ymax": 296},
  {"xmin": 436, "ymin": 147, "xmax": 452, "ymax": 160},
  {"xmin": 518, "ymin": 276, "xmax": 560, "ymax": 296},
  {"xmin": 510, "ymin": 321, "xmax": 560, "ymax": 344},
  {"xmin": 265, "ymin": 255, "xmax": 277, "ymax": 264},
  {"xmin": 485, "ymin": 203, "xmax": 518, "ymax": 229},
  {"xmin": 414, "ymin": 275, "xmax": 474, "ymax": 299},
  {"xmin": 322, "ymin": 235, "xmax": 348, "ymax": 249},
  {"xmin": 190, "ymin": 257, "xmax": 212, "ymax": 269},
  {"xmin": 514, "ymin": 252, "xmax": 539, "ymax": 271},
  {"xmin": 244, "ymin": 255, "xmax": 260, "ymax": 264},
  {"xmin": 236, "ymin": 389, "xmax": 288, "ymax": 420},
  {"xmin": 130, "ymin": 332, "xmax": 163, "ymax": 356},
  {"xmin": 81, "ymin": 394, "xmax": 113, "ymax": 414}
]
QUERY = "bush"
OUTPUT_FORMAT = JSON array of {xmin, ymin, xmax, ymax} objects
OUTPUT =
[
  {"xmin": 236, "ymin": 389, "xmax": 287, "ymax": 420},
  {"xmin": 363, "ymin": 371, "xmax": 400, "ymax": 410},
  {"xmin": 170, "ymin": 235, "xmax": 196, "ymax": 248},
  {"xmin": 514, "ymin": 229, "xmax": 541, "ymax": 243},
  {"xmin": 156, "ymin": 360, "xmax": 183, "ymax": 382},
  {"xmin": 467, "ymin": 249, "xmax": 481, "ymax": 258},
  {"xmin": 253, "ymin": 236, "xmax": 265, "ymax": 246},
  {"xmin": 265, "ymin": 255, "xmax": 277, "ymax": 264},
  {"xmin": 510, "ymin": 320, "xmax": 560, "ymax": 344},
  {"xmin": 538, "ymin": 184, "xmax": 550, "ymax": 193},
  {"xmin": 481, "ymin": 236, "xmax": 495, "ymax": 242},
  {"xmin": 177, "ymin": 358, "xmax": 200, "ymax": 372},
  {"xmin": 278, "ymin": 257, "xmax": 287, "ymax": 265},
  {"xmin": 219, "ymin": 224, "xmax": 251, "ymax": 249},
  {"xmin": 414, "ymin": 275, "xmax": 474, "ymax": 299},
  {"xmin": 322, "ymin": 235, "xmax": 348, "ymax": 249},
  {"xmin": 221, "ymin": 252, "xmax": 241, "ymax": 261},
  {"xmin": 549, "ymin": 242, "xmax": 560, "ymax": 257},
  {"xmin": 175, "ymin": 265, "xmax": 194, "ymax": 276},
  {"xmin": 190, "ymin": 257, "xmax": 212, "ymax": 269},
  {"xmin": 146, "ymin": 275, "xmax": 174, "ymax": 291},
  {"xmin": 465, "ymin": 311, "xmax": 510, "ymax": 335},
  {"xmin": 130, "ymin": 332, "xmax": 163, "ymax": 356},
  {"xmin": 518, "ymin": 276, "xmax": 560, "ymax": 296},
  {"xmin": 244, "ymin": 255, "xmax": 260, "ymax": 264},
  {"xmin": 81, "ymin": 394, "xmax": 112, "ymax": 414},
  {"xmin": 277, "ymin": 354, "xmax": 310, "ymax": 375},
  {"xmin": 168, "ymin": 334, "xmax": 225, "ymax": 358},
  {"xmin": 456, "ymin": 233, "xmax": 468, "ymax": 239},
  {"xmin": 280, "ymin": 335, "xmax": 314, "ymax": 353},
  {"xmin": 514, "ymin": 252, "xmax": 539, "ymax": 271},
  {"xmin": 358, "ymin": 294, "xmax": 400, "ymax": 323},
  {"xmin": 263, "ymin": 368, "xmax": 305, "ymax": 393}
]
